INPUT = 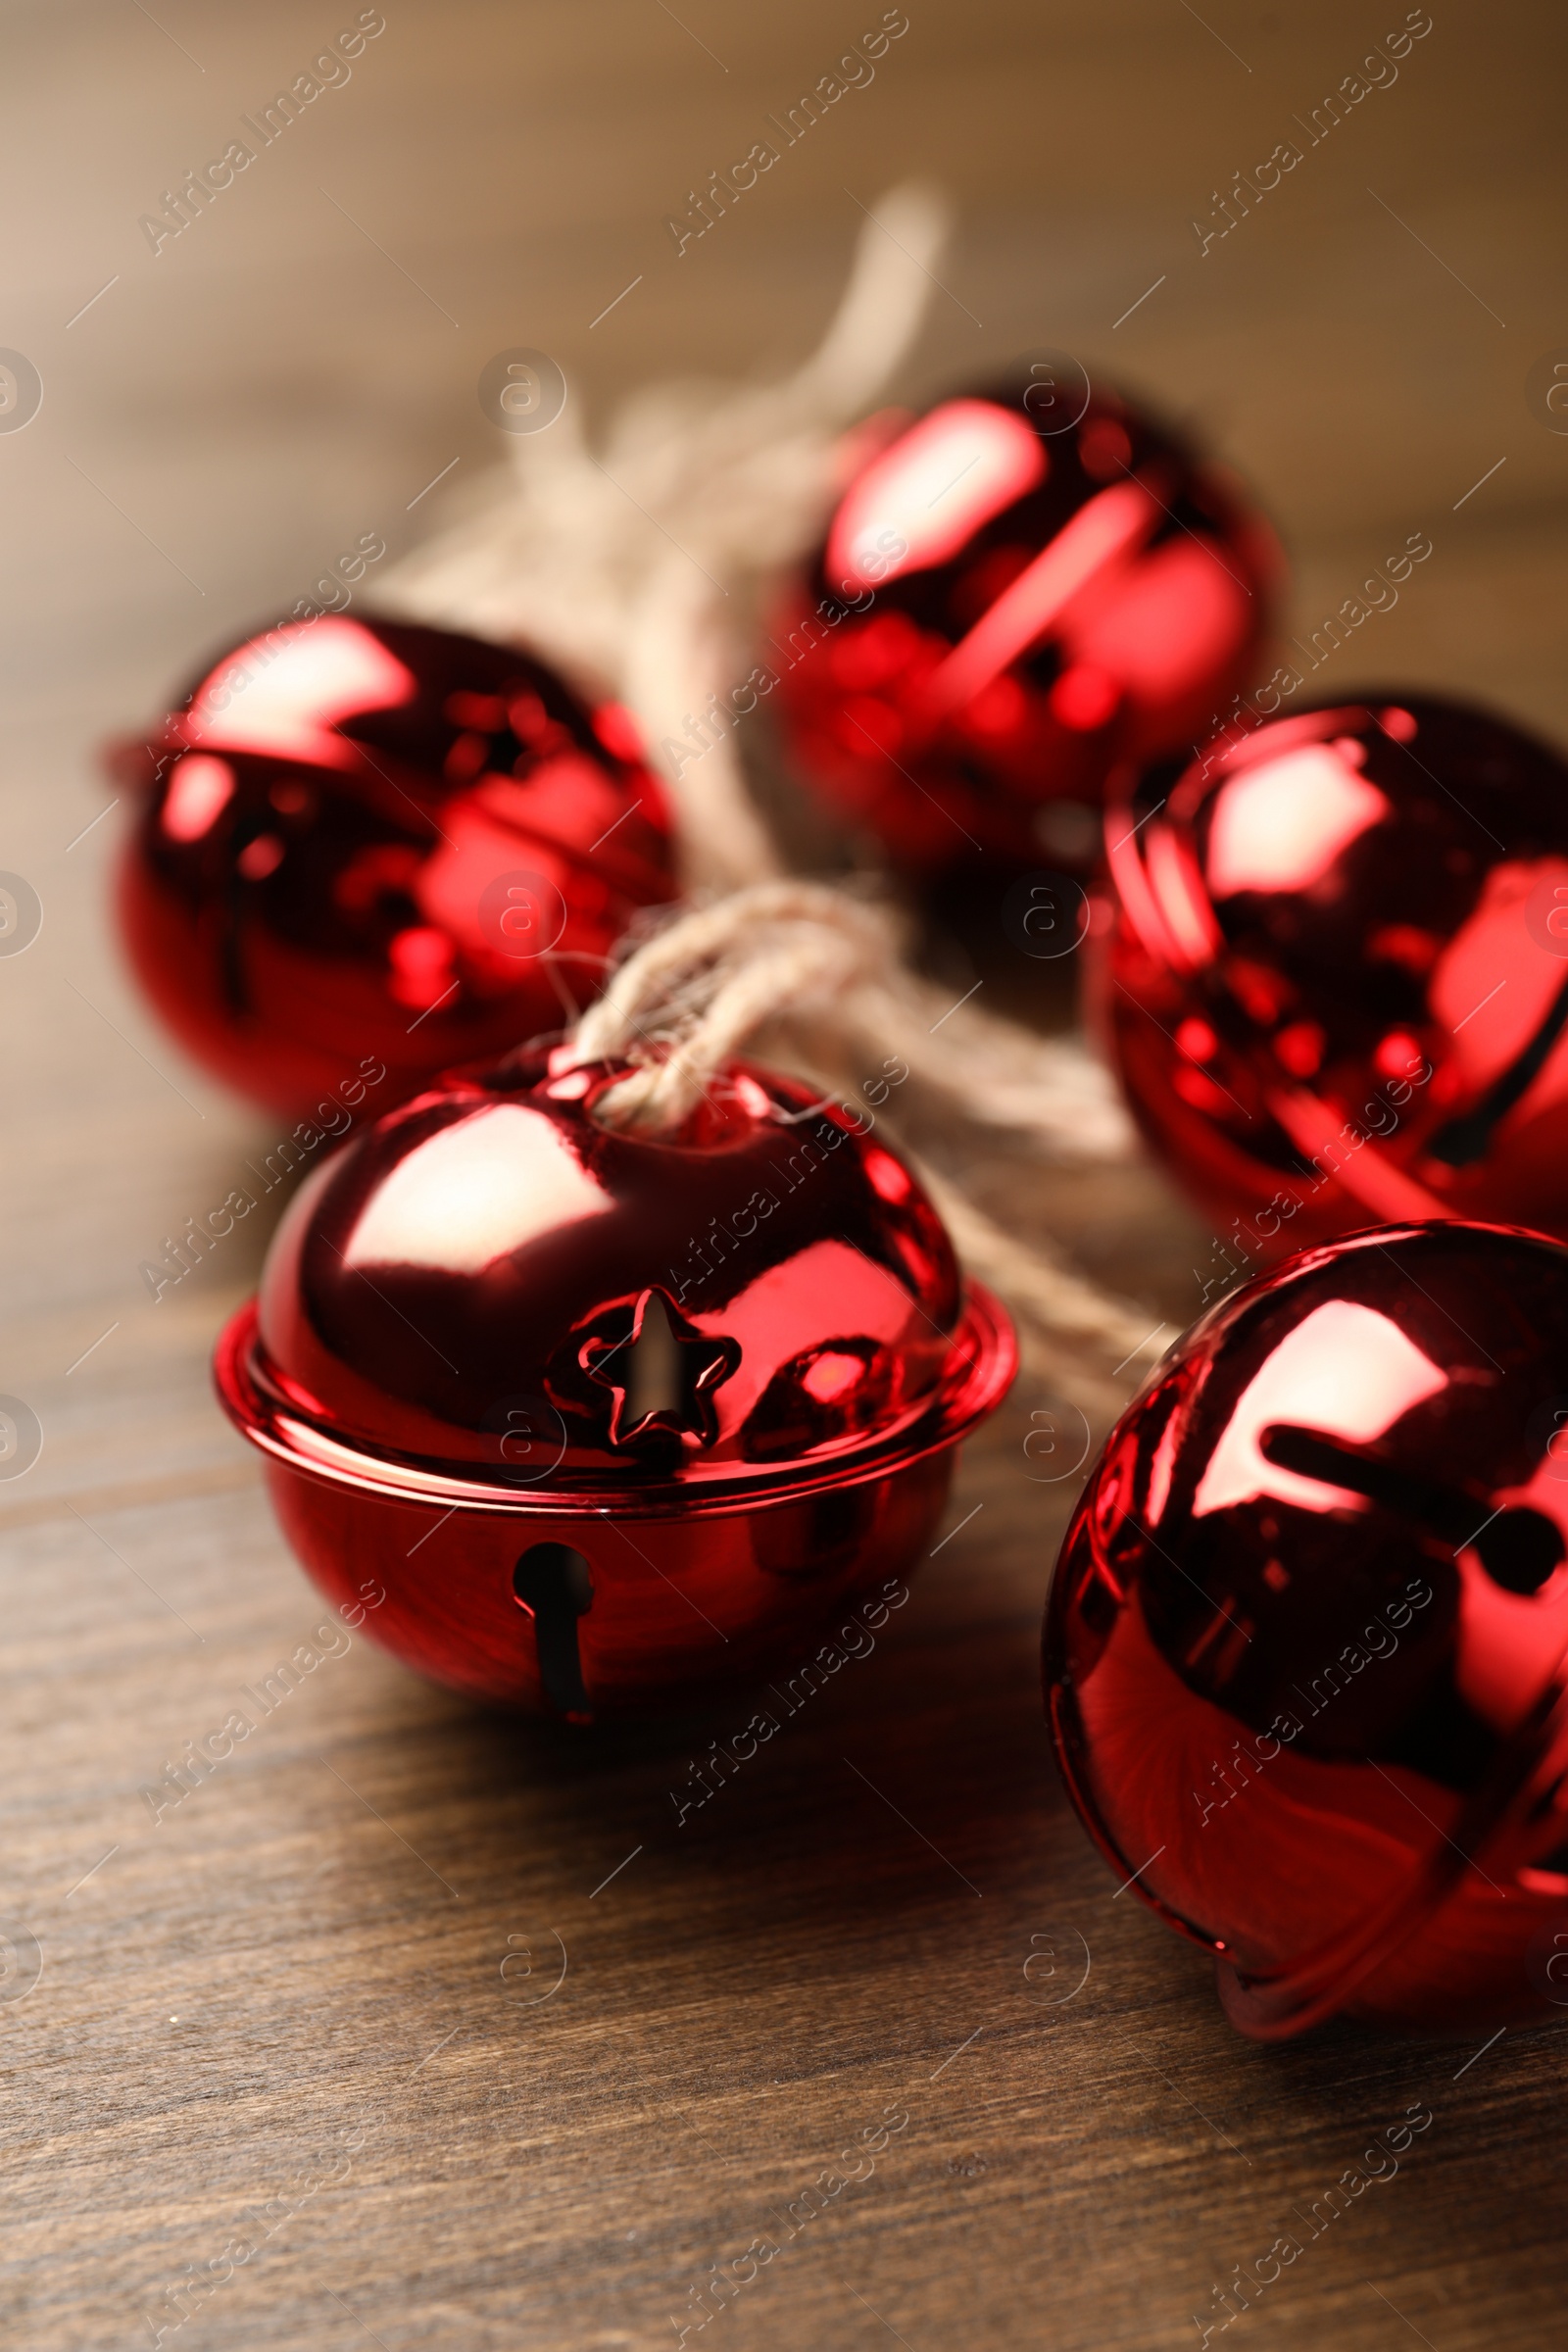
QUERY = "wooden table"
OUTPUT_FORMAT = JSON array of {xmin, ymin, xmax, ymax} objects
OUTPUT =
[{"xmin": 4, "ymin": 3, "xmax": 1567, "ymax": 2343}]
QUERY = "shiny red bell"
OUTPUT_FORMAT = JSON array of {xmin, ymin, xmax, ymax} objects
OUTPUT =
[
  {"xmin": 214, "ymin": 1047, "xmax": 1014, "ymax": 1716},
  {"xmin": 108, "ymin": 614, "xmax": 674, "ymax": 1118},
  {"xmin": 1046, "ymin": 1220, "xmax": 1568, "ymax": 2037},
  {"xmin": 774, "ymin": 369, "xmax": 1280, "ymax": 870},
  {"xmin": 1098, "ymin": 695, "xmax": 1568, "ymax": 1254}
]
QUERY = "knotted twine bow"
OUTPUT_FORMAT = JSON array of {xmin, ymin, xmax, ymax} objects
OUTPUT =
[{"xmin": 561, "ymin": 879, "xmax": 1159, "ymax": 1416}]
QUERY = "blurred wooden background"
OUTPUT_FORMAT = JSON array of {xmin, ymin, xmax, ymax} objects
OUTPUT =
[{"xmin": 2, "ymin": 3, "xmax": 1567, "ymax": 2345}]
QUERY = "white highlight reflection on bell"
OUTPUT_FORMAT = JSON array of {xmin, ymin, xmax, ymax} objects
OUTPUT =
[
  {"xmin": 162, "ymin": 755, "xmax": 235, "ymax": 843},
  {"xmin": 826, "ymin": 398, "xmax": 1045, "ymax": 589},
  {"xmin": 1204, "ymin": 745, "xmax": 1388, "ymax": 900},
  {"xmin": 1193, "ymin": 1300, "xmax": 1447, "ymax": 1520},
  {"xmin": 343, "ymin": 1104, "xmax": 612, "ymax": 1273},
  {"xmin": 188, "ymin": 616, "xmax": 415, "ymax": 765}
]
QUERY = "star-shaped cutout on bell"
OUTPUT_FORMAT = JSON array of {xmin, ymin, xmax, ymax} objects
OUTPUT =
[{"xmin": 579, "ymin": 1287, "xmax": 741, "ymax": 1451}]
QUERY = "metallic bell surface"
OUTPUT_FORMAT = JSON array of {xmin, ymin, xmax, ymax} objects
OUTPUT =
[
  {"xmin": 1097, "ymin": 694, "xmax": 1568, "ymax": 1253},
  {"xmin": 1044, "ymin": 1220, "xmax": 1568, "ymax": 2037},
  {"xmin": 774, "ymin": 370, "xmax": 1280, "ymax": 871},
  {"xmin": 108, "ymin": 613, "xmax": 674, "ymax": 1119},
  {"xmin": 216, "ymin": 1046, "xmax": 1015, "ymax": 1717}
]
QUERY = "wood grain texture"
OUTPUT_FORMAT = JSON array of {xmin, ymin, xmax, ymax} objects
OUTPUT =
[{"xmin": 3, "ymin": 3, "xmax": 1568, "ymax": 2345}]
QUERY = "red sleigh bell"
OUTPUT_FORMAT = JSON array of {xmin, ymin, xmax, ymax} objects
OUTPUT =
[
  {"xmin": 214, "ymin": 1046, "xmax": 1014, "ymax": 1716},
  {"xmin": 1045, "ymin": 1221, "xmax": 1568, "ymax": 2037},
  {"xmin": 108, "ymin": 614, "xmax": 674, "ymax": 1118},
  {"xmin": 1098, "ymin": 695, "xmax": 1568, "ymax": 1254},
  {"xmin": 775, "ymin": 368, "xmax": 1280, "ymax": 870}
]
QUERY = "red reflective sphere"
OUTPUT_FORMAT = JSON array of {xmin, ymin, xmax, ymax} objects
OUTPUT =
[
  {"xmin": 1046, "ymin": 1221, "xmax": 1568, "ymax": 2038},
  {"xmin": 1099, "ymin": 695, "xmax": 1568, "ymax": 1256},
  {"xmin": 775, "ymin": 371, "xmax": 1280, "ymax": 870},
  {"xmin": 215, "ymin": 1047, "xmax": 1014, "ymax": 1716},
  {"xmin": 109, "ymin": 614, "xmax": 674, "ymax": 1118}
]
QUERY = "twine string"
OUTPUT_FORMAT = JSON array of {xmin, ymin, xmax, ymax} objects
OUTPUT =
[{"xmin": 383, "ymin": 190, "xmax": 1162, "ymax": 1399}]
